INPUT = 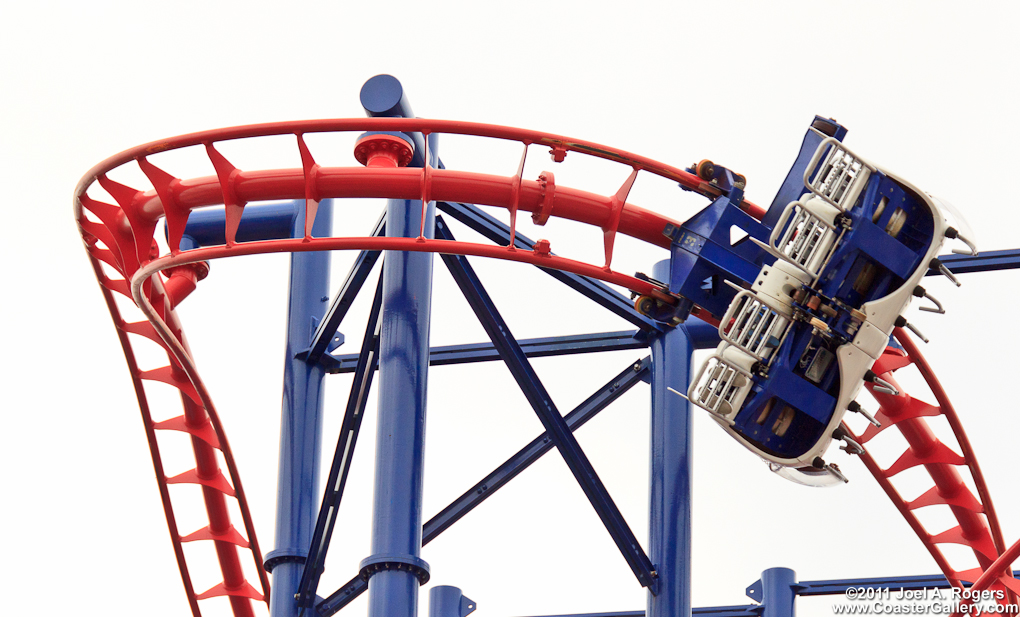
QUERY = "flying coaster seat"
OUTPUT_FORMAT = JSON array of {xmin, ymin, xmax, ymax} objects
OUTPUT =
[{"xmin": 689, "ymin": 136, "xmax": 955, "ymax": 485}]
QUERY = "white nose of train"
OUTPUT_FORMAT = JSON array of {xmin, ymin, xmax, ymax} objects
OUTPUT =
[{"xmin": 685, "ymin": 137, "xmax": 975, "ymax": 486}]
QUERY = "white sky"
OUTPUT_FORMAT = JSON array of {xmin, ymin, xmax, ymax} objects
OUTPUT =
[{"xmin": 4, "ymin": 1, "xmax": 1020, "ymax": 616}]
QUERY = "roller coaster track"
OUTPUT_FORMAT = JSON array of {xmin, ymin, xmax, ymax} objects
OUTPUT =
[
  {"xmin": 846, "ymin": 330, "xmax": 1019, "ymax": 613},
  {"xmin": 75, "ymin": 117, "xmax": 1016, "ymax": 616},
  {"xmin": 75, "ymin": 118, "xmax": 731, "ymax": 617}
]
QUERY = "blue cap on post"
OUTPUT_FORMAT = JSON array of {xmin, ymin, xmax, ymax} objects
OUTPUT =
[{"xmin": 361, "ymin": 74, "xmax": 414, "ymax": 118}]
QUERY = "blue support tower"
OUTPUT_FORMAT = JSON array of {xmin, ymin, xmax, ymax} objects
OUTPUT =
[
  {"xmin": 361, "ymin": 76, "xmax": 437, "ymax": 617},
  {"xmin": 266, "ymin": 200, "xmax": 335, "ymax": 617},
  {"xmin": 648, "ymin": 259, "xmax": 695, "ymax": 617}
]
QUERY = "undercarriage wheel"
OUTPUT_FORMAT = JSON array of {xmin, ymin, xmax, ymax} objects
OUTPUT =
[
  {"xmin": 634, "ymin": 295, "xmax": 656, "ymax": 317},
  {"xmin": 696, "ymin": 159, "xmax": 715, "ymax": 181}
]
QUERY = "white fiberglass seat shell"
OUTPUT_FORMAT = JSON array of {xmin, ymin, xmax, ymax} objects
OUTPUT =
[
  {"xmin": 687, "ymin": 343, "xmax": 756, "ymax": 422},
  {"xmin": 689, "ymin": 139, "xmax": 959, "ymax": 480}
]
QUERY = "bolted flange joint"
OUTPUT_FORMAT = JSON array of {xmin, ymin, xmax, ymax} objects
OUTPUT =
[
  {"xmin": 264, "ymin": 548, "xmax": 307, "ymax": 573},
  {"xmin": 354, "ymin": 132, "xmax": 415, "ymax": 168},
  {"xmin": 359, "ymin": 554, "xmax": 431, "ymax": 585}
]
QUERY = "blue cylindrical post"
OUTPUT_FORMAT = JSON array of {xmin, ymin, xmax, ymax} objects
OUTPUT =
[
  {"xmin": 361, "ymin": 76, "xmax": 436, "ymax": 617},
  {"xmin": 266, "ymin": 199, "xmax": 334, "ymax": 617},
  {"xmin": 761, "ymin": 567, "xmax": 797, "ymax": 617},
  {"xmin": 429, "ymin": 586, "xmax": 477, "ymax": 617},
  {"xmin": 648, "ymin": 259, "xmax": 694, "ymax": 617}
]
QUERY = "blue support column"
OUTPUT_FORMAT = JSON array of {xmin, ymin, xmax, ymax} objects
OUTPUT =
[
  {"xmin": 648, "ymin": 259, "xmax": 694, "ymax": 617},
  {"xmin": 362, "ymin": 75, "xmax": 436, "ymax": 617},
  {"xmin": 756, "ymin": 568, "xmax": 797, "ymax": 617},
  {"xmin": 265, "ymin": 199, "xmax": 335, "ymax": 617}
]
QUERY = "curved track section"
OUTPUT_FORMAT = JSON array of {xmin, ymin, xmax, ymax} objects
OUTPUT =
[
  {"xmin": 845, "ymin": 329, "xmax": 1019, "ymax": 610},
  {"xmin": 76, "ymin": 118, "xmax": 743, "ymax": 617},
  {"xmin": 76, "ymin": 117, "xmax": 1013, "ymax": 615},
  {"xmin": 81, "ymin": 235, "xmax": 270, "ymax": 617}
]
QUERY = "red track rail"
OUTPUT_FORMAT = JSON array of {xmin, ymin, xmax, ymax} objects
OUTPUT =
[
  {"xmin": 85, "ymin": 253, "xmax": 269, "ymax": 617},
  {"xmin": 77, "ymin": 117, "xmax": 1015, "ymax": 616},
  {"xmin": 846, "ymin": 329, "xmax": 1019, "ymax": 613},
  {"xmin": 77, "ymin": 118, "xmax": 752, "ymax": 617}
]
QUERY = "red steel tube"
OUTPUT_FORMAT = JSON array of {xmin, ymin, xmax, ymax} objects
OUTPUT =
[
  {"xmin": 76, "ymin": 117, "xmax": 771, "ymax": 617},
  {"xmin": 871, "ymin": 376, "xmax": 996, "ymax": 572},
  {"xmin": 153, "ymin": 275, "xmax": 264, "ymax": 616},
  {"xmin": 74, "ymin": 117, "xmax": 765, "ymax": 220},
  {"xmin": 894, "ymin": 331, "xmax": 1008, "ymax": 559},
  {"xmin": 133, "ymin": 167, "xmax": 682, "ymax": 250}
]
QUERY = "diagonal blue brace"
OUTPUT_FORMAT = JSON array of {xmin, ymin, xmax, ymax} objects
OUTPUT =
[
  {"xmin": 315, "ymin": 356, "xmax": 654, "ymax": 616},
  {"xmin": 301, "ymin": 212, "xmax": 386, "ymax": 364},
  {"xmin": 436, "ymin": 216, "xmax": 659, "ymax": 592},
  {"xmin": 423, "ymin": 355, "xmax": 653, "ymax": 543},
  {"xmin": 437, "ymin": 201, "xmax": 663, "ymax": 333},
  {"xmin": 297, "ymin": 272, "xmax": 385, "ymax": 612}
]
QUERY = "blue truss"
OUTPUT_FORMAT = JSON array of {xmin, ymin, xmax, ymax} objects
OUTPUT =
[
  {"xmin": 315, "ymin": 356, "xmax": 653, "ymax": 616},
  {"xmin": 435, "ymin": 216, "xmax": 658, "ymax": 591},
  {"xmin": 219, "ymin": 80, "xmax": 1020, "ymax": 617}
]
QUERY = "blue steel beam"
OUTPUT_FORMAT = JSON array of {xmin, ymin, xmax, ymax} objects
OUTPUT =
[
  {"xmin": 297, "ymin": 274, "xmax": 385, "ymax": 612},
  {"xmin": 436, "ymin": 201, "xmax": 664, "ymax": 332},
  {"xmin": 361, "ymin": 74, "xmax": 437, "ymax": 617},
  {"xmin": 430, "ymin": 586, "xmax": 477, "ymax": 617},
  {"xmin": 931, "ymin": 248, "xmax": 1020, "ymax": 275},
  {"xmin": 503, "ymin": 607, "xmax": 760, "ymax": 617},
  {"xmin": 757, "ymin": 568, "xmax": 796, "ymax": 617},
  {"xmin": 317, "ymin": 576, "xmax": 365, "ymax": 616},
  {"xmin": 360, "ymin": 74, "xmax": 431, "ymax": 168},
  {"xmin": 423, "ymin": 356, "xmax": 652, "ymax": 543},
  {"xmin": 316, "ymin": 356, "xmax": 653, "ymax": 616},
  {"xmin": 436, "ymin": 217, "xmax": 658, "ymax": 591},
  {"xmin": 301, "ymin": 212, "xmax": 386, "ymax": 364},
  {"xmin": 324, "ymin": 330, "xmax": 648, "ymax": 373},
  {"xmin": 647, "ymin": 258, "xmax": 694, "ymax": 617},
  {"xmin": 180, "ymin": 201, "xmax": 299, "ymax": 250},
  {"xmin": 266, "ymin": 200, "xmax": 334, "ymax": 617},
  {"xmin": 783, "ymin": 571, "xmax": 1020, "ymax": 596},
  {"xmin": 691, "ymin": 609, "xmax": 761, "ymax": 617}
]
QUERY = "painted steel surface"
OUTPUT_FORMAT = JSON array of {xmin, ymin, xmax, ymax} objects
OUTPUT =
[
  {"xmin": 317, "ymin": 356, "xmax": 655, "ymax": 615},
  {"xmin": 845, "ymin": 329, "xmax": 1018, "ymax": 609},
  {"xmin": 74, "ymin": 94, "xmax": 1020, "ymax": 617},
  {"xmin": 364, "ymin": 190, "xmax": 437, "ymax": 617},
  {"xmin": 266, "ymin": 203, "xmax": 333, "ymax": 617},
  {"xmin": 648, "ymin": 259, "xmax": 694, "ymax": 617}
]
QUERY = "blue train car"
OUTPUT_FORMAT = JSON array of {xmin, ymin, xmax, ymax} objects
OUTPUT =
[{"xmin": 685, "ymin": 136, "xmax": 973, "ymax": 486}]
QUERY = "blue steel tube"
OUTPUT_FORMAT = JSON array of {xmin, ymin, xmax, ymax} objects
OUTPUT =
[
  {"xmin": 266, "ymin": 199, "xmax": 334, "ymax": 617},
  {"xmin": 648, "ymin": 259, "xmax": 694, "ymax": 617},
  {"xmin": 760, "ymin": 567, "xmax": 797, "ymax": 617},
  {"xmin": 362, "ymin": 76, "xmax": 436, "ymax": 617}
]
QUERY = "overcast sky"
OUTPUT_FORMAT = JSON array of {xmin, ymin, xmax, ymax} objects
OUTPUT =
[{"xmin": 4, "ymin": 2, "xmax": 1020, "ymax": 616}]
